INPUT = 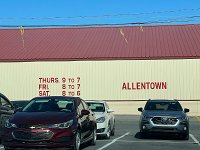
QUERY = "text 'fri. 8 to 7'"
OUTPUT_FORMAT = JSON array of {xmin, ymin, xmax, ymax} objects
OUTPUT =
[{"xmin": 38, "ymin": 77, "xmax": 81, "ymax": 97}]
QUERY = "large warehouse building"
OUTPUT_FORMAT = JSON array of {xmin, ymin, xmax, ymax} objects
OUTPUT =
[{"xmin": 0, "ymin": 24, "xmax": 200, "ymax": 115}]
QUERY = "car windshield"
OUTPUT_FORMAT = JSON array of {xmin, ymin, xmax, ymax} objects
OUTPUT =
[
  {"xmin": 86, "ymin": 102, "xmax": 105, "ymax": 112},
  {"xmin": 144, "ymin": 101, "xmax": 183, "ymax": 111},
  {"xmin": 22, "ymin": 98, "xmax": 75, "ymax": 112}
]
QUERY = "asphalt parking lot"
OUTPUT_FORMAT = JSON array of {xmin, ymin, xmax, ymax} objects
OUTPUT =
[{"xmin": 1, "ymin": 115, "xmax": 200, "ymax": 150}]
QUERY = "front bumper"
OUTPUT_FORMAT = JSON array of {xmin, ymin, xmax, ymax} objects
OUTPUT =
[
  {"xmin": 2, "ymin": 128, "xmax": 76, "ymax": 148},
  {"xmin": 140, "ymin": 119, "xmax": 189, "ymax": 134},
  {"xmin": 96, "ymin": 122, "xmax": 108, "ymax": 136}
]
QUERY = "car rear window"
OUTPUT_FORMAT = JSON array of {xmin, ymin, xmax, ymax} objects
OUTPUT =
[{"xmin": 86, "ymin": 102, "xmax": 105, "ymax": 112}]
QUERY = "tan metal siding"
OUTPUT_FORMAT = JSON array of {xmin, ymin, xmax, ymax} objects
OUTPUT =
[{"xmin": 0, "ymin": 59, "xmax": 199, "ymax": 100}]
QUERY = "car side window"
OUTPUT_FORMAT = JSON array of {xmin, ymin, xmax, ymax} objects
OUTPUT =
[
  {"xmin": 77, "ymin": 100, "xmax": 84, "ymax": 115},
  {"xmin": 105, "ymin": 102, "xmax": 109, "ymax": 111},
  {"xmin": 81, "ymin": 100, "xmax": 89, "ymax": 110},
  {"xmin": 0, "ymin": 97, "xmax": 12, "ymax": 109}
]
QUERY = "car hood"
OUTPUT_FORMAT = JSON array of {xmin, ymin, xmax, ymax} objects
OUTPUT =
[
  {"xmin": 10, "ymin": 112, "xmax": 75, "ymax": 125},
  {"xmin": 143, "ymin": 110, "xmax": 186, "ymax": 118},
  {"xmin": 93, "ymin": 112, "xmax": 105, "ymax": 119}
]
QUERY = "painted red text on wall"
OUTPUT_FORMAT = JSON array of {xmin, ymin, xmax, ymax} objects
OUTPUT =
[{"xmin": 122, "ymin": 82, "xmax": 167, "ymax": 90}]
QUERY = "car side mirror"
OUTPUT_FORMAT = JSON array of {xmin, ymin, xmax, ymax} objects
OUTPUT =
[
  {"xmin": 0, "ymin": 106, "xmax": 10, "ymax": 111},
  {"xmin": 14, "ymin": 107, "xmax": 23, "ymax": 113},
  {"xmin": 107, "ymin": 109, "xmax": 114, "ymax": 113},
  {"xmin": 0, "ymin": 105, "xmax": 14, "ymax": 111},
  {"xmin": 184, "ymin": 108, "xmax": 189, "ymax": 113},
  {"xmin": 138, "ymin": 107, "xmax": 143, "ymax": 112},
  {"xmin": 81, "ymin": 109, "xmax": 90, "ymax": 116}
]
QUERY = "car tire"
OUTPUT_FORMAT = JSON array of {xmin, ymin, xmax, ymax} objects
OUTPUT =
[
  {"xmin": 105, "ymin": 123, "xmax": 111, "ymax": 139},
  {"xmin": 89, "ymin": 127, "xmax": 97, "ymax": 145},
  {"xmin": 181, "ymin": 133, "xmax": 189, "ymax": 140},
  {"xmin": 111, "ymin": 121, "xmax": 115, "ymax": 136},
  {"xmin": 140, "ymin": 132, "xmax": 147, "ymax": 139},
  {"xmin": 73, "ymin": 131, "xmax": 81, "ymax": 150}
]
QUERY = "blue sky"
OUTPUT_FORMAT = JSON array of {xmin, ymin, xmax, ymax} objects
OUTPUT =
[{"xmin": 0, "ymin": 0, "xmax": 200, "ymax": 27}]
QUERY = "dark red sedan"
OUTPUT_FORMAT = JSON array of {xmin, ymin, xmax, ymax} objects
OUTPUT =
[{"xmin": 2, "ymin": 96, "xmax": 97, "ymax": 150}]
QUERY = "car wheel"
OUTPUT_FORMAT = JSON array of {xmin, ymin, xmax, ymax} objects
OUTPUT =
[
  {"xmin": 105, "ymin": 123, "xmax": 111, "ymax": 139},
  {"xmin": 73, "ymin": 131, "xmax": 81, "ymax": 150},
  {"xmin": 140, "ymin": 132, "xmax": 147, "ymax": 139},
  {"xmin": 89, "ymin": 127, "xmax": 97, "ymax": 145},
  {"xmin": 181, "ymin": 133, "xmax": 189, "ymax": 140},
  {"xmin": 111, "ymin": 122, "xmax": 115, "ymax": 136}
]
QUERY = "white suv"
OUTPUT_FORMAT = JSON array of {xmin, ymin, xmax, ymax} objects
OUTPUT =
[{"xmin": 86, "ymin": 100, "xmax": 115, "ymax": 139}]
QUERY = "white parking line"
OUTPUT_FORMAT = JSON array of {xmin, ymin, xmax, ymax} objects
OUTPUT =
[
  {"xmin": 98, "ymin": 139, "xmax": 195, "ymax": 144},
  {"xmin": 97, "ymin": 132, "xmax": 130, "ymax": 150},
  {"xmin": 117, "ymin": 140, "xmax": 195, "ymax": 144},
  {"xmin": 189, "ymin": 134, "xmax": 200, "ymax": 146}
]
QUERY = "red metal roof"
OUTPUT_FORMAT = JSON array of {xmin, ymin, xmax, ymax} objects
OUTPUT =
[{"xmin": 0, "ymin": 24, "xmax": 200, "ymax": 62}]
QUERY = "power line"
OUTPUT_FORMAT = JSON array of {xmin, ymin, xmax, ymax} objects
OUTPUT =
[
  {"xmin": 0, "ymin": 8, "xmax": 200, "ymax": 20},
  {"xmin": 1, "ymin": 15, "xmax": 200, "ymax": 28},
  {"xmin": 0, "ymin": 18, "xmax": 200, "ymax": 28}
]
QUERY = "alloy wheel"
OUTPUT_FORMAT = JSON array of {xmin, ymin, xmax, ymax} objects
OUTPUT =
[
  {"xmin": 90, "ymin": 128, "xmax": 97, "ymax": 145},
  {"xmin": 106, "ymin": 123, "xmax": 111, "ymax": 139},
  {"xmin": 74, "ymin": 132, "xmax": 81, "ymax": 150},
  {"xmin": 111, "ymin": 122, "xmax": 115, "ymax": 136}
]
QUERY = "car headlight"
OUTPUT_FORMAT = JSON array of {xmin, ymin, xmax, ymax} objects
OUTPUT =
[
  {"xmin": 48, "ymin": 120, "xmax": 73, "ymax": 129},
  {"xmin": 179, "ymin": 116, "xmax": 188, "ymax": 120},
  {"xmin": 96, "ymin": 117, "xmax": 105, "ymax": 123},
  {"xmin": 142, "ymin": 115, "xmax": 152, "ymax": 120},
  {"xmin": 5, "ymin": 119, "xmax": 17, "ymax": 128}
]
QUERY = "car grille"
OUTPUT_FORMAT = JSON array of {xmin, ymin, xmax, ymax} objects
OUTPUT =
[
  {"xmin": 97, "ymin": 128, "xmax": 105, "ymax": 133},
  {"xmin": 151, "ymin": 117, "xmax": 178, "ymax": 125},
  {"xmin": 12, "ymin": 130, "xmax": 53, "ymax": 141},
  {"xmin": 16, "ymin": 124, "xmax": 48, "ymax": 130}
]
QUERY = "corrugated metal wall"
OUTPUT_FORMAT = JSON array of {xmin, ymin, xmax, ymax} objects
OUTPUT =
[{"xmin": 0, "ymin": 59, "xmax": 199, "ymax": 101}]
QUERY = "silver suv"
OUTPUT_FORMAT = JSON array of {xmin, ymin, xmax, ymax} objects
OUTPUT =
[{"xmin": 138, "ymin": 99, "xmax": 189, "ymax": 140}]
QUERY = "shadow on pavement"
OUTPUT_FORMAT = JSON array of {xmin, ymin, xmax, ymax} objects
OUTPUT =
[{"xmin": 134, "ymin": 132, "xmax": 188, "ymax": 141}]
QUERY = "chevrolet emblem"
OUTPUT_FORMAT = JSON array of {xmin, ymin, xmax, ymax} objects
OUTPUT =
[{"xmin": 29, "ymin": 126, "xmax": 36, "ymax": 129}]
